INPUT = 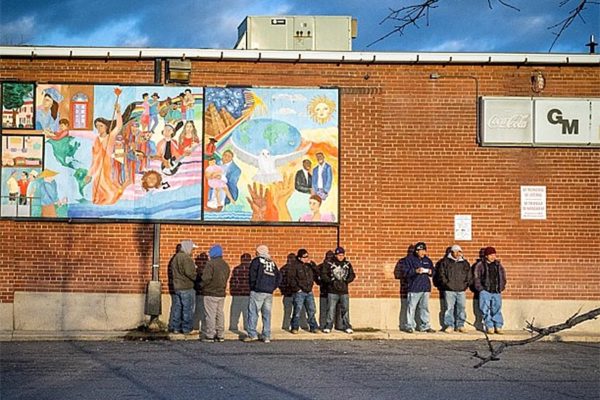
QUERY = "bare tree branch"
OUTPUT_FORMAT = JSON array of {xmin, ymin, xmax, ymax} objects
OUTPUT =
[
  {"xmin": 548, "ymin": 0, "xmax": 599, "ymax": 51},
  {"xmin": 472, "ymin": 307, "xmax": 600, "ymax": 368}
]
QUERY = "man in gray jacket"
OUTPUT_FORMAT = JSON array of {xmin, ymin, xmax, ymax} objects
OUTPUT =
[
  {"xmin": 201, "ymin": 244, "xmax": 231, "ymax": 342},
  {"xmin": 168, "ymin": 240, "xmax": 198, "ymax": 335}
]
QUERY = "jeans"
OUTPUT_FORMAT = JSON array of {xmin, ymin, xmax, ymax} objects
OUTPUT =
[
  {"xmin": 247, "ymin": 291, "xmax": 273, "ymax": 339},
  {"xmin": 291, "ymin": 291, "xmax": 319, "ymax": 331},
  {"xmin": 324, "ymin": 293, "xmax": 351, "ymax": 330},
  {"xmin": 443, "ymin": 291, "xmax": 467, "ymax": 329},
  {"xmin": 168, "ymin": 288, "xmax": 196, "ymax": 333},
  {"xmin": 405, "ymin": 292, "xmax": 431, "ymax": 331},
  {"xmin": 479, "ymin": 290, "xmax": 503, "ymax": 329},
  {"xmin": 202, "ymin": 296, "xmax": 225, "ymax": 339}
]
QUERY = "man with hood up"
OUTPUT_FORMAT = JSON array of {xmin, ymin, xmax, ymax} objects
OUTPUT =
[
  {"xmin": 244, "ymin": 245, "xmax": 281, "ymax": 343},
  {"xmin": 400, "ymin": 241, "xmax": 436, "ymax": 333},
  {"xmin": 437, "ymin": 244, "xmax": 472, "ymax": 333},
  {"xmin": 200, "ymin": 244, "xmax": 231, "ymax": 342},
  {"xmin": 321, "ymin": 247, "xmax": 356, "ymax": 334},
  {"xmin": 168, "ymin": 239, "xmax": 198, "ymax": 335}
]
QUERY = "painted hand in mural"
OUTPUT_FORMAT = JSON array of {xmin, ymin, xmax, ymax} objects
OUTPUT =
[
  {"xmin": 247, "ymin": 182, "xmax": 278, "ymax": 221},
  {"xmin": 271, "ymin": 173, "xmax": 294, "ymax": 221}
]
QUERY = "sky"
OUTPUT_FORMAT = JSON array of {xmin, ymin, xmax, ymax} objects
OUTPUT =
[{"xmin": 0, "ymin": 0, "xmax": 598, "ymax": 53}]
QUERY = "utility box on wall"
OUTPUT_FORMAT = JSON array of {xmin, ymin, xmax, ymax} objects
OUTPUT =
[{"xmin": 234, "ymin": 16, "xmax": 357, "ymax": 51}]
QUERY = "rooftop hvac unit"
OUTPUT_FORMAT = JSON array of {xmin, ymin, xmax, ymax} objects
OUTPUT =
[{"xmin": 234, "ymin": 16, "xmax": 357, "ymax": 51}]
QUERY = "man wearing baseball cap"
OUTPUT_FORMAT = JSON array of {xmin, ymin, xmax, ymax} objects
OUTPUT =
[
  {"xmin": 399, "ymin": 242, "xmax": 436, "ymax": 333},
  {"xmin": 473, "ymin": 246, "xmax": 507, "ymax": 334},
  {"xmin": 321, "ymin": 246, "xmax": 356, "ymax": 334},
  {"xmin": 436, "ymin": 244, "xmax": 473, "ymax": 333}
]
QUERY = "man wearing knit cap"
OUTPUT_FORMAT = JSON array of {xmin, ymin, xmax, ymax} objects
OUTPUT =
[
  {"xmin": 437, "ymin": 244, "xmax": 473, "ymax": 333},
  {"xmin": 244, "ymin": 245, "xmax": 281, "ymax": 343},
  {"xmin": 200, "ymin": 244, "xmax": 231, "ymax": 342},
  {"xmin": 399, "ymin": 242, "xmax": 436, "ymax": 333},
  {"xmin": 473, "ymin": 246, "xmax": 507, "ymax": 334},
  {"xmin": 288, "ymin": 248, "xmax": 320, "ymax": 334},
  {"xmin": 168, "ymin": 240, "xmax": 198, "ymax": 335}
]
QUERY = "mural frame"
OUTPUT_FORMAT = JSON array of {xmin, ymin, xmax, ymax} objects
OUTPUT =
[{"xmin": 1, "ymin": 81, "xmax": 36, "ymax": 130}]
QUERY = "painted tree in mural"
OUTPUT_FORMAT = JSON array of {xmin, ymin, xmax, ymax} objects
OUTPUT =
[{"xmin": 2, "ymin": 83, "xmax": 33, "ymax": 128}]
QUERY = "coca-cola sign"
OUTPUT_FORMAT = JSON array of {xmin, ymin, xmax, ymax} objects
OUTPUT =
[
  {"xmin": 481, "ymin": 98, "xmax": 533, "ymax": 144},
  {"xmin": 487, "ymin": 113, "xmax": 530, "ymax": 129}
]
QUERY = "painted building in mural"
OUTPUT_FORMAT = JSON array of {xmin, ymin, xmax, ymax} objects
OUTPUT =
[{"xmin": 0, "ymin": 46, "xmax": 598, "ymax": 335}]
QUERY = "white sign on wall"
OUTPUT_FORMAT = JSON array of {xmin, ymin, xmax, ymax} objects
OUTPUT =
[
  {"xmin": 481, "ymin": 98, "xmax": 533, "ymax": 144},
  {"xmin": 591, "ymin": 100, "xmax": 600, "ymax": 145},
  {"xmin": 454, "ymin": 215, "xmax": 472, "ymax": 241},
  {"xmin": 521, "ymin": 186, "xmax": 547, "ymax": 220},
  {"xmin": 535, "ymin": 99, "xmax": 591, "ymax": 144}
]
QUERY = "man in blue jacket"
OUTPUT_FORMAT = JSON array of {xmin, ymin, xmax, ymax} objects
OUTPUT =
[
  {"xmin": 244, "ymin": 245, "xmax": 281, "ymax": 343},
  {"xmin": 401, "ymin": 242, "xmax": 436, "ymax": 333}
]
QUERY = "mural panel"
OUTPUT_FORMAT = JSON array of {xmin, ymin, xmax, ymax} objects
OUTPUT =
[
  {"xmin": 203, "ymin": 87, "xmax": 339, "ymax": 223},
  {"xmin": 2, "ymin": 82, "xmax": 35, "ymax": 129},
  {"xmin": 31, "ymin": 84, "xmax": 203, "ymax": 220}
]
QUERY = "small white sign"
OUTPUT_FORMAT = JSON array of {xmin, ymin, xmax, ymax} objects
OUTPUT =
[
  {"xmin": 454, "ymin": 215, "xmax": 472, "ymax": 241},
  {"xmin": 521, "ymin": 186, "xmax": 547, "ymax": 220}
]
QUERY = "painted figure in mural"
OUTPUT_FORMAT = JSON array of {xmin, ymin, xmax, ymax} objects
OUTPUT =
[
  {"xmin": 26, "ymin": 170, "xmax": 38, "ymax": 201},
  {"xmin": 6, "ymin": 170, "xmax": 19, "ymax": 204},
  {"xmin": 321, "ymin": 246, "xmax": 355, "ymax": 334},
  {"xmin": 156, "ymin": 122, "xmax": 184, "ymax": 176},
  {"xmin": 307, "ymin": 95, "xmax": 336, "ymax": 125},
  {"xmin": 141, "ymin": 93, "xmax": 151, "ymax": 131},
  {"xmin": 183, "ymin": 89, "xmax": 195, "ymax": 121},
  {"xmin": 36, "ymin": 169, "xmax": 65, "ymax": 217},
  {"xmin": 35, "ymin": 87, "xmax": 64, "ymax": 133},
  {"xmin": 200, "ymin": 244, "xmax": 231, "ymax": 342},
  {"xmin": 437, "ymin": 244, "xmax": 472, "ymax": 333},
  {"xmin": 299, "ymin": 194, "xmax": 335, "ymax": 222},
  {"xmin": 244, "ymin": 245, "xmax": 281, "ymax": 343},
  {"xmin": 85, "ymin": 103, "xmax": 125, "ymax": 205},
  {"xmin": 288, "ymin": 248, "xmax": 320, "ymax": 334},
  {"xmin": 400, "ymin": 242, "xmax": 436, "ymax": 333},
  {"xmin": 220, "ymin": 150, "xmax": 241, "ymax": 206},
  {"xmin": 111, "ymin": 135, "xmax": 127, "ymax": 185},
  {"xmin": 473, "ymin": 247, "xmax": 507, "ymax": 335},
  {"xmin": 311, "ymin": 152, "xmax": 332, "ymax": 201},
  {"xmin": 45, "ymin": 118, "xmax": 70, "ymax": 141},
  {"xmin": 17, "ymin": 171, "xmax": 29, "ymax": 205},
  {"xmin": 205, "ymin": 159, "xmax": 235, "ymax": 209},
  {"xmin": 135, "ymin": 131, "xmax": 156, "ymax": 173},
  {"xmin": 178, "ymin": 120, "xmax": 200, "ymax": 153},
  {"xmin": 295, "ymin": 159, "xmax": 312, "ymax": 194},
  {"xmin": 168, "ymin": 239, "xmax": 198, "ymax": 335},
  {"xmin": 148, "ymin": 93, "xmax": 160, "ymax": 133},
  {"xmin": 45, "ymin": 118, "xmax": 82, "ymax": 171},
  {"xmin": 205, "ymin": 137, "xmax": 218, "ymax": 160}
]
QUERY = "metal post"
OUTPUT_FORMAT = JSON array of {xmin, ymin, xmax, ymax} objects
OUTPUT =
[{"xmin": 144, "ymin": 223, "xmax": 162, "ymax": 323}]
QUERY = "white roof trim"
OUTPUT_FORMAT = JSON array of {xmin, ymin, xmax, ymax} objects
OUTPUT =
[{"xmin": 1, "ymin": 46, "xmax": 598, "ymax": 65}]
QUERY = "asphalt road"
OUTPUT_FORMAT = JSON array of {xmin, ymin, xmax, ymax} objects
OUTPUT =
[{"xmin": 1, "ymin": 340, "xmax": 599, "ymax": 400}]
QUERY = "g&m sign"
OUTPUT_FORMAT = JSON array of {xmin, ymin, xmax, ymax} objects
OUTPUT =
[{"xmin": 481, "ymin": 97, "xmax": 599, "ymax": 147}]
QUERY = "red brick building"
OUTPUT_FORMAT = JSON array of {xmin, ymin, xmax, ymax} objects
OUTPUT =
[{"xmin": 1, "ymin": 46, "xmax": 598, "ymax": 333}]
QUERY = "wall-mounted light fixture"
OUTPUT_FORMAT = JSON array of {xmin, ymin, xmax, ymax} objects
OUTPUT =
[
  {"xmin": 166, "ymin": 58, "xmax": 192, "ymax": 84},
  {"xmin": 531, "ymin": 71, "xmax": 546, "ymax": 93}
]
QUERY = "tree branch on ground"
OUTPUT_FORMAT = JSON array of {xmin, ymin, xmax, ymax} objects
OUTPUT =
[{"xmin": 471, "ymin": 306, "xmax": 600, "ymax": 368}]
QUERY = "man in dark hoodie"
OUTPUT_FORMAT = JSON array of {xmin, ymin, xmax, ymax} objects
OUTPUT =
[
  {"xmin": 400, "ymin": 241, "xmax": 436, "ymax": 333},
  {"xmin": 168, "ymin": 239, "xmax": 198, "ymax": 335},
  {"xmin": 317, "ymin": 250, "xmax": 335, "ymax": 329},
  {"xmin": 437, "ymin": 244, "xmax": 472, "ymax": 333},
  {"xmin": 244, "ymin": 245, "xmax": 281, "ymax": 343},
  {"xmin": 321, "ymin": 247, "xmax": 356, "ymax": 334},
  {"xmin": 289, "ymin": 248, "xmax": 320, "ymax": 334},
  {"xmin": 473, "ymin": 246, "xmax": 507, "ymax": 334},
  {"xmin": 200, "ymin": 244, "xmax": 231, "ymax": 342}
]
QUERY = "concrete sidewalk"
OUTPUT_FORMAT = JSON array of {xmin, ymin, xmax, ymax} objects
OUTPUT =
[{"xmin": 2, "ymin": 328, "xmax": 599, "ymax": 342}]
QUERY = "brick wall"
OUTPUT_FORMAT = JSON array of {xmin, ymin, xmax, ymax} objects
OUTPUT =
[{"xmin": 1, "ymin": 57, "xmax": 599, "ymax": 303}]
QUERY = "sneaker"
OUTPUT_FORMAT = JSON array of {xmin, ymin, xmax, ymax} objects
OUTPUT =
[
  {"xmin": 310, "ymin": 329, "xmax": 320, "ymax": 334},
  {"xmin": 494, "ymin": 328, "xmax": 504, "ymax": 335},
  {"xmin": 421, "ymin": 328, "xmax": 436, "ymax": 333},
  {"xmin": 263, "ymin": 338, "xmax": 271, "ymax": 343},
  {"xmin": 290, "ymin": 329, "xmax": 299, "ymax": 334},
  {"xmin": 322, "ymin": 328, "xmax": 331, "ymax": 333},
  {"xmin": 404, "ymin": 328, "xmax": 414, "ymax": 333},
  {"xmin": 456, "ymin": 327, "xmax": 467, "ymax": 333},
  {"xmin": 242, "ymin": 336, "xmax": 259, "ymax": 342},
  {"xmin": 214, "ymin": 337, "xmax": 225, "ymax": 342},
  {"xmin": 441, "ymin": 327, "xmax": 452, "ymax": 333},
  {"xmin": 200, "ymin": 337, "xmax": 214, "ymax": 343},
  {"xmin": 345, "ymin": 328, "xmax": 354, "ymax": 334},
  {"xmin": 485, "ymin": 328, "xmax": 494, "ymax": 334}
]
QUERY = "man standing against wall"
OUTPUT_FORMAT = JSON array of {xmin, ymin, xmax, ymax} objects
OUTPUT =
[
  {"xmin": 401, "ymin": 242, "xmax": 436, "ymax": 333},
  {"xmin": 200, "ymin": 244, "xmax": 230, "ymax": 342},
  {"xmin": 437, "ymin": 244, "xmax": 472, "ymax": 333},
  {"xmin": 244, "ymin": 245, "xmax": 281, "ymax": 343},
  {"xmin": 473, "ymin": 246, "xmax": 507, "ymax": 334},
  {"xmin": 169, "ymin": 240, "xmax": 198, "ymax": 335},
  {"xmin": 321, "ymin": 246, "xmax": 355, "ymax": 334},
  {"xmin": 289, "ymin": 249, "xmax": 320, "ymax": 334}
]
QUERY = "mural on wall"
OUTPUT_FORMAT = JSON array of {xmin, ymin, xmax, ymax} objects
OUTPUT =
[
  {"xmin": 203, "ymin": 87, "xmax": 339, "ymax": 223},
  {"xmin": 27, "ymin": 84, "xmax": 203, "ymax": 220},
  {"xmin": 2, "ymin": 82, "xmax": 35, "ymax": 129},
  {"xmin": 1, "ymin": 134, "xmax": 44, "ymax": 217}
]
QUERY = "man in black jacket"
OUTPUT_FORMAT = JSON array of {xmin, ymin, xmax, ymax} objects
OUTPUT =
[
  {"xmin": 437, "ymin": 244, "xmax": 472, "ymax": 333},
  {"xmin": 288, "ymin": 248, "xmax": 320, "ymax": 333},
  {"xmin": 321, "ymin": 247, "xmax": 356, "ymax": 334}
]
